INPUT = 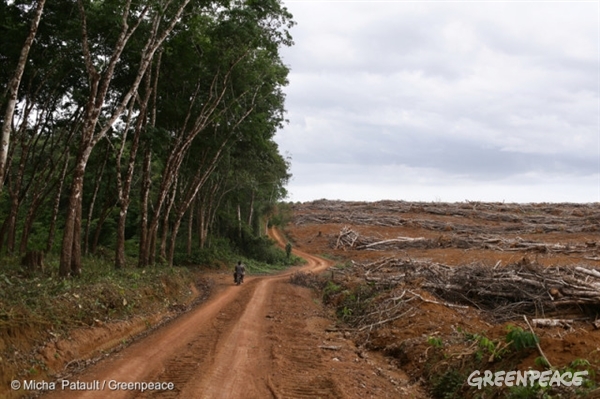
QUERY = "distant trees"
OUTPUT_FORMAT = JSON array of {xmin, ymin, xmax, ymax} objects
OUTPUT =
[{"xmin": 0, "ymin": 0, "xmax": 294, "ymax": 276}]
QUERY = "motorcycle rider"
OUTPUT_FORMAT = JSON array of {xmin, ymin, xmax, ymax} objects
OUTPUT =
[{"xmin": 234, "ymin": 261, "xmax": 246, "ymax": 284}]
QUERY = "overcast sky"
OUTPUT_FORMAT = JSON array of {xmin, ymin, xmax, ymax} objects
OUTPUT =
[{"xmin": 273, "ymin": 1, "xmax": 599, "ymax": 203}]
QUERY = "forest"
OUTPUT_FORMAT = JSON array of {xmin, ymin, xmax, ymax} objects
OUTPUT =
[{"xmin": 0, "ymin": 0, "xmax": 295, "ymax": 275}]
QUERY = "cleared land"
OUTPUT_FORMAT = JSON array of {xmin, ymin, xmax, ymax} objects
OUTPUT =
[
  {"xmin": 10, "ymin": 200, "xmax": 600, "ymax": 398},
  {"xmin": 284, "ymin": 200, "xmax": 600, "ymax": 398}
]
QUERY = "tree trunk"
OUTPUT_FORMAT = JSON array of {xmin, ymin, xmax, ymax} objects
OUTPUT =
[
  {"xmin": 237, "ymin": 203, "xmax": 242, "ymax": 239},
  {"xmin": 47, "ymin": 155, "xmax": 70, "ymax": 253},
  {"xmin": 198, "ymin": 200, "xmax": 207, "ymax": 249},
  {"xmin": 70, "ymin": 194, "xmax": 83, "ymax": 276},
  {"xmin": 19, "ymin": 191, "xmax": 44, "ymax": 254},
  {"xmin": 167, "ymin": 218, "xmax": 183, "ymax": 267},
  {"xmin": 138, "ymin": 146, "xmax": 152, "ymax": 267},
  {"xmin": 187, "ymin": 199, "xmax": 194, "ymax": 256},
  {"xmin": 115, "ymin": 56, "xmax": 156, "ymax": 270},
  {"xmin": 248, "ymin": 190, "xmax": 254, "ymax": 228},
  {"xmin": 5, "ymin": 191, "xmax": 20, "ymax": 254},
  {"xmin": 0, "ymin": 214, "xmax": 8, "ymax": 254},
  {"xmin": 85, "ymin": 144, "xmax": 109, "ymax": 255},
  {"xmin": 0, "ymin": 0, "xmax": 46, "ymax": 192},
  {"xmin": 59, "ymin": 0, "xmax": 192, "ymax": 275},
  {"xmin": 115, "ymin": 207, "xmax": 127, "ymax": 269},
  {"xmin": 148, "ymin": 223, "xmax": 157, "ymax": 266},
  {"xmin": 4, "ymin": 133, "xmax": 32, "ymax": 254},
  {"xmin": 160, "ymin": 181, "xmax": 177, "ymax": 263},
  {"xmin": 143, "ymin": 169, "xmax": 176, "ymax": 265},
  {"xmin": 91, "ymin": 200, "xmax": 113, "ymax": 255},
  {"xmin": 59, "ymin": 146, "xmax": 91, "ymax": 277}
]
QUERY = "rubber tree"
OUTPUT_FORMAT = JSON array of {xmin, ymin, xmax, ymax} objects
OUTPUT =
[
  {"xmin": 138, "ymin": 0, "xmax": 295, "ymax": 266},
  {"xmin": 59, "ymin": 0, "xmax": 192, "ymax": 277},
  {"xmin": 0, "ymin": 0, "xmax": 85, "ymax": 255}
]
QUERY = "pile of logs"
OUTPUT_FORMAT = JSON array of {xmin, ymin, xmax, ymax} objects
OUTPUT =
[
  {"xmin": 293, "ymin": 200, "xmax": 600, "ymax": 234},
  {"xmin": 344, "ymin": 257, "xmax": 600, "ymax": 322},
  {"xmin": 332, "ymin": 227, "xmax": 599, "ymax": 258}
]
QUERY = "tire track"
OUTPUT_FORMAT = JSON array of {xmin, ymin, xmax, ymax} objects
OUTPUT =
[
  {"xmin": 265, "ymin": 282, "xmax": 345, "ymax": 399},
  {"xmin": 175, "ymin": 279, "xmax": 274, "ymax": 399},
  {"xmin": 141, "ymin": 286, "xmax": 255, "ymax": 399}
]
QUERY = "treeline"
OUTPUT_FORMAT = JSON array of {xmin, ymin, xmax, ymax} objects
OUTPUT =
[{"xmin": 0, "ymin": 0, "xmax": 294, "ymax": 276}]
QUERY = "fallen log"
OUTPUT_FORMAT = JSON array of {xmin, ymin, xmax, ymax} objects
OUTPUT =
[
  {"xmin": 356, "ymin": 237, "xmax": 426, "ymax": 250},
  {"xmin": 575, "ymin": 266, "xmax": 600, "ymax": 279},
  {"xmin": 531, "ymin": 318, "xmax": 573, "ymax": 328}
]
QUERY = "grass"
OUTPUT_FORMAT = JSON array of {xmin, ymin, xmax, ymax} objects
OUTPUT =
[{"xmin": 0, "ymin": 254, "xmax": 197, "ymax": 337}]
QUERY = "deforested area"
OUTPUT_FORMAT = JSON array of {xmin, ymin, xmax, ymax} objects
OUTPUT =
[{"xmin": 285, "ymin": 200, "xmax": 600, "ymax": 398}]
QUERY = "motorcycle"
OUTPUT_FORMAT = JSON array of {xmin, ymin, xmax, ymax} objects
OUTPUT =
[{"xmin": 233, "ymin": 271, "xmax": 244, "ymax": 285}]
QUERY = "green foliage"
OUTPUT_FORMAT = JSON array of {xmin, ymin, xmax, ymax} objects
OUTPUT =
[
  {"xmin": 461, "ymin": 330, "xmax": 509, "ymax": 363},
  {"xmin": 173, "ymin": 236, "xmax": 234, "ymax": 268},
  {"xmin": 285, "ymin": 242, "xmax": 292, "ymax": 258},
  {"xmin": 534, "ymin": 356, "xmax": 550, "ymax": 368},
  {"xmin": 242, "ymin": 235, "xmax": 289, "ymax": 265},
  {"xmin": 427, "ymin": 336, "xmax": 444, "ymax": 348},
  {"xmin": 323, "ymin": 281, "xmax": 342, "ymax": 303},
  {"xmin": 505, "ymin": 325, "xmax": 539, "ymax": 351},
  {"xmin": 270, "ymin": 202, "xmax": 294, "ymax": 227},
  {"xmin": 431, "ymin": 369, "xmax": 464, "ymax": 399},
  {"xmin": 505, "ymin": 384, "xmax": 540, "ymax": 399},
  {"xmin": 506, "ymin": 358, "xmax": 598, "ymax": 399},
  {"xmin": 565, "ymin": 358, "xmax": 596, "ymax": 390},
  {"xmin": 322, "ymin": 282, "xmax": 379, "ymax": 326},
  {"xmin": 477, "ymin": 334, "xmax": 496, "ymax": 353}
]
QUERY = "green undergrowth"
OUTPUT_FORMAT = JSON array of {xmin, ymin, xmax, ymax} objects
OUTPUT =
[
  {"xmin": 173, "ymin": 234, "xmax": 305, "ymax": 273},
  {"xmin": 0, "ymin": 243, "xmax": 301, "ymax": 339},
  {"xmin": 0, "ymin": 254, "xmax": 198, "ymax": 339}
]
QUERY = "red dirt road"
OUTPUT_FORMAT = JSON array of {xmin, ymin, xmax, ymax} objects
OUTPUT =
[{"xmin": 41, "ymin": 229, "xmax": 420, "ymax": 398}]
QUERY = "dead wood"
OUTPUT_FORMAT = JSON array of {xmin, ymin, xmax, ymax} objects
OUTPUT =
[
  {"xmin": 343, "ymin": 256, "xmax": 600, "ymax": 323},
  {"xmin": 330, "ymin": 226, "xmax": 597, "ymax": 257},
  {"xmin": 319, "ymin": 345, "xmax": 341, "ymax": 351},
  {"xmin": 294, "ymin": 200, "xmax": 600, "ymax": 237},
  {"xmin": 532, "ymin": 318, "xmax": 573, "ymax": 328}
]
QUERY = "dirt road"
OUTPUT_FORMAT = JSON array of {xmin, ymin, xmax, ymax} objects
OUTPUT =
[{"xmin": 41, "ymin": 229, "xmax": 421, "ymax": 399}]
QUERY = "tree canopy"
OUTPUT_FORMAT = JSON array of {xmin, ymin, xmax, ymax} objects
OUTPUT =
[{"xmin": 0, "ymin": 0, "xmax": 295, "ymax": 275}]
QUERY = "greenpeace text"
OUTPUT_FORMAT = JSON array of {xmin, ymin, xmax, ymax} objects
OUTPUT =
[{"xmin": 467, "ymin": 370, "xmax": 588, "ymax": 389}]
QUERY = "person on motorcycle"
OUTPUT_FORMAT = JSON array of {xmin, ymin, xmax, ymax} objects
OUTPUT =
[{"xmin": 234, "ymin": 261, "xmax": 246, "ymax": 285}]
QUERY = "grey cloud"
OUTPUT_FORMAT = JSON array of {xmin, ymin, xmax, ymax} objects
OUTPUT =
[{"xmin": 276, "ymin": 1, "xmax": 599, "ymax": 202}]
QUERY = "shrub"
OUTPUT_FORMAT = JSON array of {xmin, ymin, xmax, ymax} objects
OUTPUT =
[{"xmin": 505, "ymin": 325, "xmax": 538, "ymax": 351}]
